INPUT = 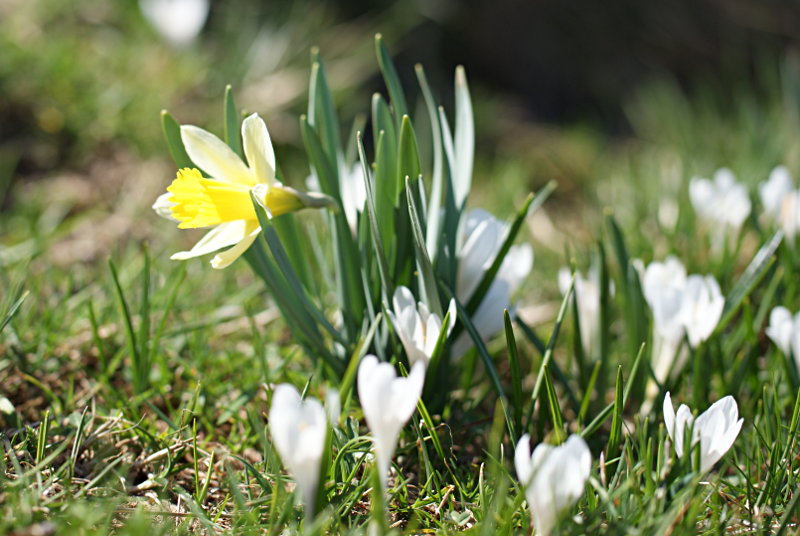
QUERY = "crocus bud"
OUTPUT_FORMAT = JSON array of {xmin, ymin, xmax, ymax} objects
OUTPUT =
[
  {"xmin": 269, "ymin": 384, "xmax": 327, "ymax": 512},
  {"xmin": 514, "ymin": 434, "xmax": 592, "ymax": 536},
  {"xmin": 679, "ymin": 274, "xmax": 724, "ymax": 348},
  {"xmin": 357, "ymin": 355, "xmax": 425, "ymax": 490},
  {"xmin": 766, "ymin": 306, "xmax": 800, "ymax": 372}
]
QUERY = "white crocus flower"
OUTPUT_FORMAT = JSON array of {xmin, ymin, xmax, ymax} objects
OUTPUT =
[
  {"xmin": 386, "ymin": 286, "xmax": 456, "ymax": 368},
  {"xmin": 514, "ymin": 434, "xmax": 592, "ymax": 536},
  {"xmin": 689, "ymin": 168, "xmax": 751, "ymax": 250},
  {"xmin": 759, "ymin": 166, "xmax": 800, "ymax": 240},
  {"xmin": 139, "ymin": 0, "xmax": 210, "ymax": 48},
  {"xmin": 689, "ymin": 168, "xmax": 752, "ymax": 230},
  {"xmin": 153, "ymin": 113, "xmax": 332, "ymax": 269},
  {"xmin": 452, "ymin": 209, "xmax": 533, "ymax": 356},
  {"xmin": 760, "ymin": 166, "xmax": 794, "ymax": 217},
  {"xmin": 765, "ymin": 306, "xmax": 800, "ymax": 371},
  {"xmin": 357, "ymin": 355, "xmax": 425, "ymax": 490},
  {"xmin": 642, "ymin": 258, "xmax": 724, "ymax": 384},
  {"xmin": 268, "ymin": 384, "xmax": 327, "ymax": 512},
  {"xmin": 679, "ymin": 275, "xmax": 725, "ymax": 348},
  {"xmin": 663, "ymin": 392, "xmax": 743, "ymax": 473},
  {"xmin": 643, "ymin": 257, "xmax": 689, "ymax": 383},
  {"xmin": 558, "ymin": 266, "xmax": 614, "ymax": 358}
]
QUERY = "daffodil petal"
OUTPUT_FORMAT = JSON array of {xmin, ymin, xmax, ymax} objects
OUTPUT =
[
  {"xmin": 170, "ymin": 220, "xmax": 249, "ymax": 260},
  {"xmin": 242, "ymin": 113, "xmax": 276, "ymax": 184},
  {"xmin": 152, "ymin": 192, "xmax": 178, "ymax": 221},
  {"xmin": 181, "ymin": 125, "xmax": 255, "ymax": 187},
  {"xmin": 210, "ymin": 223, "xmax": 260, "ymax": 269}
]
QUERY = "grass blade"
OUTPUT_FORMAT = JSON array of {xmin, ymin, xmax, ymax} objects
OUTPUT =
[
  {"xmin": 504, "ymin": 310, "xmax": 523, "ymax": 437},
  {"xmin": 718, "ymin": 230, "xmax": 783, "ymax": 330}
]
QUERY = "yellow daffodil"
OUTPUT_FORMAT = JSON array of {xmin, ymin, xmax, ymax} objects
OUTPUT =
[{"xmin": 153, "ymin": 113, "xmax": 332, "ymax": 268}]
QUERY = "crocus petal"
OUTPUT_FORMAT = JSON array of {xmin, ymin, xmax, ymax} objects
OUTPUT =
[
  {"xmin": 498, "ymin": 243, "xmax": 533, "ymax": 292},
  {"xmin": 181, "ymin": 125, "xmax": 254, "ymax": 187},
  {"xmin": 766, "ymin": 306, "xmax": 793, "ymax": 354},
  {"xmin": 664, "ymin": 393, "xmax": 742, "ymax": 472},
  {"xmin": 456, "ymin": 218, "xmax": 502, "ymax": 300},
  {"xmin": 514, "ymin": 434, "xmax": 533, "ymax": 486},
  {"xmin": 760, "ymin": 166, "xmax": 794, "ymax": 217},
  {"xmin": 663, "ymin": 392, "xmax": 676, "ymax": 443},
  {"xmin": 557, "ymin": 267, "xmax": 573, "ymax": 296},
  {"xmin": 209, "ymin": 223, "xmax": 260, "ymax": 269},
  {"xmin": 170, "ymin": 220, "xmax": 250, "ymax": 260},
  {"xmin": 695, "ymin": 396, "xmax": 742, "ymax": 472},
  {"xmin": 388, "ymin": 286, "xmax": 451, "ymax": 367},
  {"xmin": 269, "ymin": 384, "xmax": 327, "ymax": 511},
  {"xmin": 673, "ymin": 404, "xmax": 693, "ymax": 458},
  {"xmin": 242, "ymin": 113, "xmax": 276, "ymax": 184},
  {"xmin": 681, "ymin": 274, "xmax": 724, "ymax": 347},
  {"xmin": 393, "ymin": 286, "xmax": 417, "ymax": 315},
  {"xmin": 517, "ymin": 434, "xmax": 591, "ymax": 536},
  {"xmin": 357, "ymin": 356, "xmax": 424, "ymax": 490}
]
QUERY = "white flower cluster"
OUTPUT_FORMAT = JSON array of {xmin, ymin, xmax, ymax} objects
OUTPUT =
[{"xmin": 642, "ymin": 257, "xmax": 725, "ymax": 382}]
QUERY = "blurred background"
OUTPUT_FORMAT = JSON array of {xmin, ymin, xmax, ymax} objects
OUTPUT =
[{"xmin": 3, "ymin": 0, "xmax": 800, "ymax": 268}]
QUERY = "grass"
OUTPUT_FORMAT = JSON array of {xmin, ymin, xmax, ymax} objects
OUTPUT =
[{"xmin": 3, "ymin": 15, "xmax": 800, "ymax": 536}]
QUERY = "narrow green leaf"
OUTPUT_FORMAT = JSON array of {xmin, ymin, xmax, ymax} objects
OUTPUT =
[
  {"xmin": 300, "ymin": 115, "xmax": 365, "ymax": 336},
  {"xmin": 504, "ymin": 310, "xmax": 523, "ymax": 436},
  {"xmin": 374, "ymin": 34, "xmax": 408, "ymax": 123},
  {"xmin": 578, "ymin": 360, "xmax": 603, "ymax": 423},
  {"xmin": 453, "ymin": 66, "xmax": 474, "ymax": 207},
  {"xmin": 371, "ymin": 93, "xmax": 397, "ymax": 164},
  {"xmin": 406, "ymin": 176, "xmax": 441, "ymax": 317},
  {"xmin": 357, "ymin": 132, "xmax": 393, "ymax": 300},
  {"xmin": 444, "ymin": 285, "xmax": 514, "ymax": 441},
  {"xmin": 466, "ymin": 183, "xmax": 556, "ymax": 316},
  {"xmin": 0, "ymin": 287, "xmax": 27, "ymax": 335},
  {"xmin": 595, "ymin": 242, "xmax": 611, "ymax": 397},
  {"xmin": 542, "ymin": 366, "xmax": 564, "ymax": 443},
  {"xmin": 36, "ymin": 410, "xmax": 49, "ymax": 464},
  {"xmin": 423, "ymin": 307, "xmax": 454, "ymax": 401},
  {"xmin": 582, "ymin": 343, "xmax": 645, "ymax": 438},
  {"xmin": 223, "ymin": 85, "xmax": 243, "ymax": 158},
  {"xmin": 415, "ymin": 64, "xmax": 445, "ymax": 259},
  {"xmin": 607, "ymin": 366, "xmax": 625, "ymax": 455},
  {"xmin": 398, "ymin": 115, "xmax": 421, "ymax": 198},
  {"xmin": 108, "ymin": 258, "xmax": 142, "ymax": 393},
  {"xmin": 308, "ymin": 56, "xmax": 342, "ymax": 173},
  {"xmin": 160, "ymin": 110, "xmax": 193, "ymax": 169},
  {"xmin": 719, "ymin": 230, "xmax": 783, "ymax": 330},
  {"xmin": 242, "ymin": 245, "xmax": 340, "ymax": 374},
  {"xmin": 339, "ymin": 313, "xmax": 383, "ymax": 402},
  {"xmin": 374, "ymin": 129, "xmax": 397, "ymax": 258},
  {"xmin": 526, "ymin": 271, "xmax": 573, "ymax": 430},
  {"xmin": 605, "ymin": 212, "xmax": 630, "ymax": 282},
  {"xmin": 300, "ymin": 115, "xmax": 340, "ymax": 201},
  {"xmin": 137, "ymin": 245, "xmax": 151, "ymax": 391},
  {"xmin": 254, "ymin": 197, "xmax": 346, "ymax": 347}
]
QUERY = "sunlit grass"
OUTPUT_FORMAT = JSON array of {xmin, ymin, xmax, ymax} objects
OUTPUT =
[{"xmin": 2, "ymin": 23, "xmax": 800, "ymax": 536}]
